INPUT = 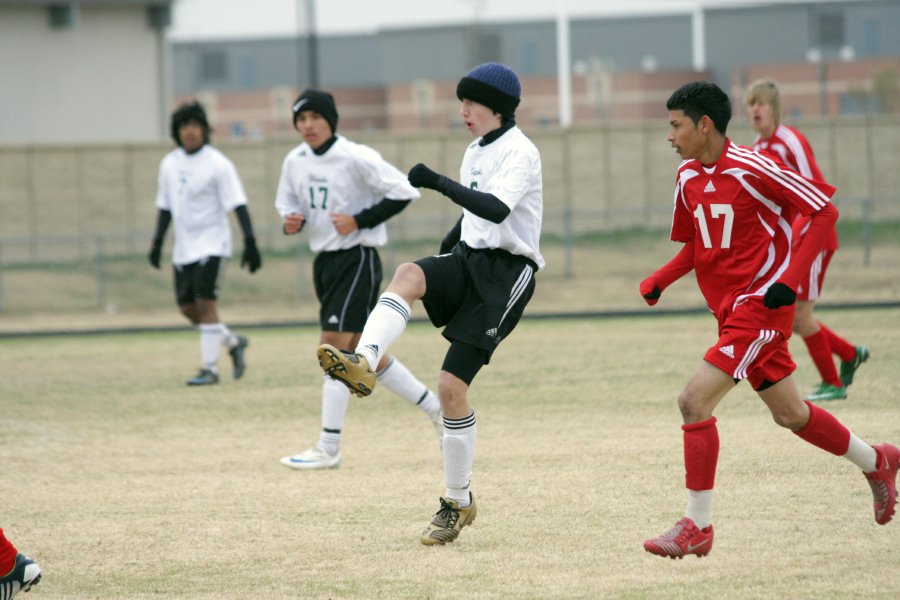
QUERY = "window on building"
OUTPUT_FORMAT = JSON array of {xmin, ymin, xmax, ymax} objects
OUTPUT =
[
  {"xmin": 862, "ymin": 20, "xmax": 878, "ymax": 57},
  {"xmin": 520, "ymin": 41, "xmax": 538, "ymax": 75},
  {"xmin": 466, "ymin": 31, "xmax": 501, "ymax": 66},
  {"xmin": 48, "ymin": 4, "xmax": 78, "ymax": 29},
  {"xmin": 199, "ymin": 51, "xmax": 228, "ymax": 83},
  {"xmin": 816, "ymin": 11, "xmax": 845, "ymax": 48}
]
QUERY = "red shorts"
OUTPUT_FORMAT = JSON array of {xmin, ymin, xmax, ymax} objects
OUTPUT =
[
  {"xmin": 703, "ymin": 326, "xmax": 796, "ymax": 390},
  {"xmin": 795, "ymin": 249, "xmax": 833, "ymax": 301}
]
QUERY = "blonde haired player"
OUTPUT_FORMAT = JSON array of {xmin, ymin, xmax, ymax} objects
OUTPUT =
[{"xmin": 745, "ymin": 78, "xmax": 869, "ymax": 402}]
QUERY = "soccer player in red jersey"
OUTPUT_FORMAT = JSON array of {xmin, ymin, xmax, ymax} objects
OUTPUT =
[
  {"xmin": 0, "ymin": 528, "xmax": 40, "ymax": 597},
  {"xmin": 745, "ymin": 78, "xmax": 869, "ymax": 402},
  {"xmin": 639, "ymin": 81, "xmax": 898, "ymax": 559}
]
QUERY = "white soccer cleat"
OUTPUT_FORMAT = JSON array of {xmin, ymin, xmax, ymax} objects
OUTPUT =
[{"xmin": 280, "ymin": 446, "xmax": 341, "ymax": 470}]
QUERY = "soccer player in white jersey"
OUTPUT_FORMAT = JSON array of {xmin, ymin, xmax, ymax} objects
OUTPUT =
[
  {"xmin": 745, "ymin": 78, "xmax": 868, "ymax": 402},
  {"xmin": 316, "ymin": 63, "xmax": 543, "ymax": 545},
  {"xmin": 275, "ymin": 89, "xmax": 442, "ymax": 471},
  {"xmin": 639, "ymin": 81, "xmax": 898, "ymax": 559},
  {"xmin": 149, "ymin": 101, "xmax": 262, "ymax": 386},
  {"xmin": 0, "ymin": 528, "xmax": 40, "ymax": 597}
]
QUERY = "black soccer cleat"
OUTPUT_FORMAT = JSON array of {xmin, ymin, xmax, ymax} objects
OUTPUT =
[
  {"xmin": 229, "ymin": 335, "xmax": 249, "ymax": 380},
  {"xmin": 0, "ymin": 552, "xmax": 42, "ymax": 597},
  {"xmin": 186, "ymin": 368, "xmax": 219, "ymax": 386}
]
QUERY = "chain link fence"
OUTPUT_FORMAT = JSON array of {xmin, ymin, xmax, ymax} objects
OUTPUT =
[{"xmin": 1, "ymin": 117, "xmax": 898, "ymax": 315}]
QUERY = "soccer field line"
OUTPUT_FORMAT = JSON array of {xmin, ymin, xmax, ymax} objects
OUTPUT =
[{"xmin": 2, "ymin": 300, "xmax": 898, "ymax": 339}]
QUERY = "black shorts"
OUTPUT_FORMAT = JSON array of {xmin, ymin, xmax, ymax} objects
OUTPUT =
[
  {"xmin": 415, "ymin": 242, "xmax": 536, "ymax": 362},
  {"xmin": 174, "ymin": 256, "xmax": 224, "ymax": 305},
  {"xmin": 314, "ymin": 246, "xmax": 382, "ymax": 331}
]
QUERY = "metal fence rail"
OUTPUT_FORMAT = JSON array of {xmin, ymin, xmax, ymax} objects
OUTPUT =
[{"xmin": 1, "ymin": 117, "xmax": 899, "ymax": 313}]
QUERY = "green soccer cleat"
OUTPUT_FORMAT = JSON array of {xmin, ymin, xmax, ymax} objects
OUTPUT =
[
  {"xmin": 805, "ymin": 382, "xmax": 847, "ymax": 402},
  {"xmin": 840, "ymin": 346, "xmax": 870, "ymax": 388},
  {"xmin": 420, "ymin": 493, "xmax": 477, "ymax": 546},
  {"xmin": 316, "ymin": 344, "xmax": 376, "ymax": 398}
]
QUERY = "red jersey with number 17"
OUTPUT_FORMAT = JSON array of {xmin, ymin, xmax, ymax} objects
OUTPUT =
[{"xmin": 670, "ymin": 139, "xmax": 836, "ymax": 335}]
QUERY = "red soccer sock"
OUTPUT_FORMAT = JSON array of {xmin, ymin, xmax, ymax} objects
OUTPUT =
[
  {"xmin": 818, "ymin": 322, "xmax": 856, "ymax": 363},
  {"xmin": 803, "ymin": 329, "xmax": 842, "ymax": 388},
  {"xmin": 794, "ymin": 400, "xmax": 851, "ymax": 456},
  {"xmin": 683, "ymin": 417, "xmax": 719, "ymax": 491},
  {"xmin": 0, "ymin": 528, "xmax": 17, "ymax": 576}
]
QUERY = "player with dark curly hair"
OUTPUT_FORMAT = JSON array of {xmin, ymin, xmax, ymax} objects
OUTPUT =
[{"xmin": 149, "ymin": 100, "xmax": 262, "ymax": 386}]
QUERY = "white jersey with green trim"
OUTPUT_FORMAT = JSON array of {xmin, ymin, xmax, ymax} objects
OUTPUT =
[
  {"xmin": 458, "ymin": 126, "xmax": 544, "ymax": 269},
  {"xmin": 274, "ymin": 135, "xmax": 420, "ymax": 253},
  {"xmin": 155, "ymin": 145, "xmax": 248, "ymax": 266}
]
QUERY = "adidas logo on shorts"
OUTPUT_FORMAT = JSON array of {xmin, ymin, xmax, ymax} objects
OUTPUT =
[{"xmin": 719, "ymin": 344, "xmax": 734, "ymax": 359}]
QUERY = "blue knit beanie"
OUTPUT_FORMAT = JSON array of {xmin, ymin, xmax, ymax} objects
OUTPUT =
[{"xmin": 456, "ymin": 62, "xmax": 521, "ymax": 119}]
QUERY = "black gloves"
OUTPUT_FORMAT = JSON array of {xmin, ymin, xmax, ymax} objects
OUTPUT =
[
  {"xmin": 241, "ymin": 236, "xmax": 262, "ymax": 273},
  {"xmin": 408, "ymin": 163, "xmax": 442, "ymax": 189},
  {"xmin": 639, "ymin": 280, "xmax": 662, "ymax": 306},
  {"xmin": 148, "ymin": 240, "xmax": 162, "ymax": 269},
  {"xmin": 763, "ymin": 282, "xmax": 796, "ymax": 308}
]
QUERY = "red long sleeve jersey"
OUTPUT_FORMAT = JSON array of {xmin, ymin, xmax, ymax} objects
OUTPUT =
[
  {"xmin": 752, "ymin": 124, "xmax": 838, "ymax": 251},
  {"xmin": 670, "ymin": 139, "xmax": 836, "ymax": 335}
]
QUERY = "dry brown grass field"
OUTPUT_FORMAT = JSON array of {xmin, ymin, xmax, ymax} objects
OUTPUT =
[{"xmin": 2, "ymin": 307, "xmax": 899, "ymax": 599}]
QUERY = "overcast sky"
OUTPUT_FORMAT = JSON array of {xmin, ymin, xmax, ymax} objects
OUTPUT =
[{"xmin": 168, "ymin": 0, "xmax": 803, "ymax": 40}]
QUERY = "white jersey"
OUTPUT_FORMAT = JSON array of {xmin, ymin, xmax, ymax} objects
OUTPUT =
[
  {"xmin": 274, "ymin": 135, "xmax": 420, "ymax": 253},
  {"xmin": 458, "ymin": 126, "xmax": 544, "ymax": 269},
  {"xmin": 155, "ymin": 145, "xmax": 248, "ymax": 266}
]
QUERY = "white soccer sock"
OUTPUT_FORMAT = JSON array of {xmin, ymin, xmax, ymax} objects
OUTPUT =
[
  {"xmin": 318, "ymin": 376, "xmax": 350, "ymax": 454},
  {"xmin": 377, "ymin": 358, "xmax": 441, "ymax": 418},
  {"xmin": 317, "ymin": 431, "xmax": 342, "ymax": 457},
  {"xmin": 356, "ymin": 292, "xmax": 410, "ymax": 368},
  {"xmin": 844, "ymin": 433, "xmax": 878, "ymax": 472},
  {"xmin": 199, "ymin": 323, "xmax": 222, "ymax": 372},
  {"xmin": 686, "ymin": 489, "xmax": 714, "ymax": 529},
  {"xmin": 443, "ymin": 411, "xmax": 476, "ymax": 507},
  {"xmin": 219, "ymin": 323, "xmax": 238, "ymax": 348}
]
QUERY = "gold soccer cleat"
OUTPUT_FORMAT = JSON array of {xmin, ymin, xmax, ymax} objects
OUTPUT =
[
  {"xmin": 420, "ymin": 494, "xmax": 477, "ymax": 546},
  {"xmin": 316, "ymin": 344, "xmax": 376, "ymax": 397}
]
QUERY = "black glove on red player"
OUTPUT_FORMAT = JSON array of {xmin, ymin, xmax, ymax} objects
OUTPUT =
[{"xmin": 763, "ymin": 282, "xmax": 796, "ymax": 308}]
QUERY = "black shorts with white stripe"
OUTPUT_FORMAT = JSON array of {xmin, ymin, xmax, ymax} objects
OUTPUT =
[
  {"xmin": 313, "ymin": 245, "xmax": 382, "ymax": 331},
  {"xmin": 416, "ymin": 241, "xmax": 536, "ymax": 361}
]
